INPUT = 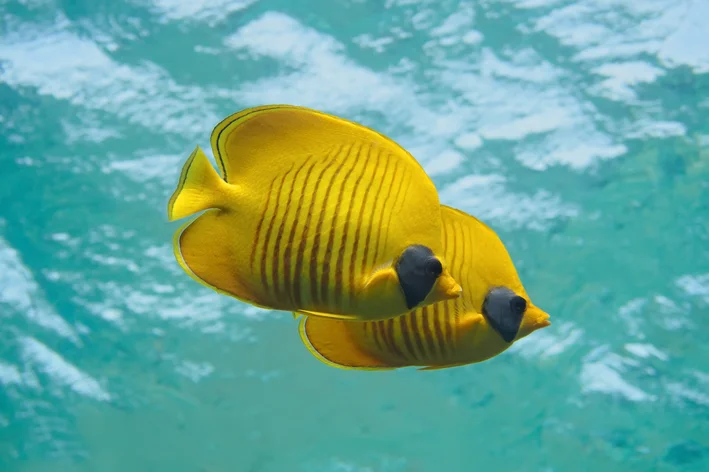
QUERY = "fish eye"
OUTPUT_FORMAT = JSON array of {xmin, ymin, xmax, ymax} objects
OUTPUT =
[
  {"xmin": 425, "ymin": 257, "xmax": 443, "ymax": 277},
  {"xmin": 510, "ymin": 295, "xmax": 527, "ymax": 314}
]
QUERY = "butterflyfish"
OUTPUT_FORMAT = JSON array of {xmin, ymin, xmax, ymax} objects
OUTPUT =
[
  {"xmin": 167, "ymin": 105, "xmax": 462, "ymax": 321},
  {"xmin": 296, "ymin": 205, "xmax": 551, "ymax": 370}
]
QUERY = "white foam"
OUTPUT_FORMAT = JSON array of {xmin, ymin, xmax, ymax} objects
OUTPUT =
[
  {"xmin": 590, "ymin": 61, "xmax": 665, "ymax": 101},
  {"xmin": 149, "ymin": 0, "xmax": 257, "ymax": 25},
  {"xmin": 438, "ymin": 173, "xmax": 579, "ymax": 231},
  {"xmin": 478, "ymin": 107, "xmax": 572, "ymax": 141},
  {"xmin": 21, "ymin": 337, "xmax": 111, "ymax": 401},
  {"xmin": 580, "ymin": 351, "xmax": 656, "ymax": 402},
  {"xmin": 0, "ymin": 361, "xmax": 23, "ymax": 386},
  {"xmin": 421, "ymin": 148, "xmax": 465, "ymax": 176},
  {"xmin": 658, "ymin": 0, "xmax": 709, "ymax": 73},
  {"xmin": 0, "ymin": 236, "xmax": 79, "ymax": 343},
  {"xmin": 666, "ymin": 382, "xmax": 709, "ymax": 406},
  {"xmin": 0, "ymin": 16, "xmax": 218, "ymax": 138},
  {"xmin": 624, "ymin": 343, "xmax": 669, "ymax": 361},
  {"xmin": 676, "ymin": 273, "xmax": 709, "ymax": 303}
]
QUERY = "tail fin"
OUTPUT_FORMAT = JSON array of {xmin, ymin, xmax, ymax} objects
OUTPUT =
[{"xmin": 167, "ymin": 146, "xmax": 229, "ymax": 221}]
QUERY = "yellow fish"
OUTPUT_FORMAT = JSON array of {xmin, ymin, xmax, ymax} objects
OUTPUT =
[
  {"xmin": 167, "ymin": 105, "xmax": 462, "ymax": 321},
  {"xmin": 296, "ymin": 205, "xmax": 551, "ymax": 370}
]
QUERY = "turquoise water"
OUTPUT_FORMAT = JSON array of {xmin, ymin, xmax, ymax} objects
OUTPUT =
[{"xmin": 1, "ymin": 0, "xmax": 708, "ymax": 470}]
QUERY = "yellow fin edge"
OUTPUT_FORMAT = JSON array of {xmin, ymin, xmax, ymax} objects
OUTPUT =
[
  {"xmin": 294, "ymin": 309, "xmax": 360, "ymax": 321},
  {"xmin": 210, "ymin": 105, "xmax": 287, "ymax": 180},
  {"xmin": 170, "ymin": 212, "xmax": 238, "ymax": 298},
  {"xmin": 210, "ymin": 104, "xmax": 433, "ymax": 181}
]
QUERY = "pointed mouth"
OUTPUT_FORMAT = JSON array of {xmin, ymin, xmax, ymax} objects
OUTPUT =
[
  {"xmin": 526, "ymin": 304, "xmax": 552, "ymax": 330},
  {"xmin": 429, "ymin": 271, "xmax": 462, "ymax": 303}
]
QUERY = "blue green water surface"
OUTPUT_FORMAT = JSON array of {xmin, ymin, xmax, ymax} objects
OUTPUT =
[{"xmin": 1, "ymin": 0, "xmax": 709, "ymax": 471}]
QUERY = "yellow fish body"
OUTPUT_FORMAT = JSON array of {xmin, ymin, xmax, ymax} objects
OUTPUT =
[
  {"xmin": 297, "ymin": 205, "xmax": 551, "ymax": 370},
  {"xmin": 167, "ymin": 105, "xmax": 462, "ymax": 321}
]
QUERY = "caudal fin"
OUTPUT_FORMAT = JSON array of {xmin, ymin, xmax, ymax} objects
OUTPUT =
[{"xmin": 167, "ymin": 146, "xmax": 229, "ymax": 221}]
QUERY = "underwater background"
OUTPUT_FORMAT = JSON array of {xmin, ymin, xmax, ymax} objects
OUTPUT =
[{"xmin": 1, "ymin": 0, "xmax": 708, "ymax": 470}]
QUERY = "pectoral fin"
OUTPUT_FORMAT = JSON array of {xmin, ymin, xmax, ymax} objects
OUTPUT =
[{"xmin": 362, "ymin": 265, "xmax": 399, "ymax": 293}]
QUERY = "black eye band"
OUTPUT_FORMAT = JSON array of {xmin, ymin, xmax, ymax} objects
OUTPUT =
[
  {"xmin": 482, "ymin": 286, "xmax": 527, "ymax": 343},
  {"xmin": 395, "ymin": 244, "xmax": 440, "ymax": 309}
]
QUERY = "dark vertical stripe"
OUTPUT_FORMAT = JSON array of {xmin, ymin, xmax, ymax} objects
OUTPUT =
[
  {"xmin": 432, "ymin": 303, "xmax": 446, "ymax": 357},
  {"xmin": 405, "ymin": 313, "xmax": 423, "ymax": 360},
  {"xmin": 455, "ymin": 219, "xmax": 466, "ymax": 294},
  {"xmin": 334, "ymin": 143, "xmax": 368, "ymax": 310},
  {"xmin": 382, "ymin": 168, "xmax": 412, "ymax": 251},
  {"xmin": 371, "ymin": 322, "xmax": 384, "ymax": 351},
  {"xmin": 283, "ymin": 159, "xmax": 317, "ymax": 306},
  {"xmin": 271, "ymin": 164, "xmax": 302, "ymax": 303},
  {"xmin": 349, "ymin": 147, "xmax": 381, "ymax": 292},
  {"xmin": 398, "ymin": 315, "xmax": 416, "ymax": 360},
  {"xmin": 372, "ymin": 159, "xmax": 401, "ymax": 264},
  {"xmin": 460, "ymin": 217, "xmax": 472, "ymax": 292},
  {"xmin": 250, "ymin": 176, "xmax": 277, "ymax": 272},
  {"xmin": 443, "ymin": 303, "xmax": 454, "ymax": 346},
  {"xmin": 443, "ymin": 219, "xmax": 457, "ymax": 347},
  {"xmin": 321, "ymin": 146, "xmax": 359, "ymax": 311},
  {"xmin": 360, "ymin": 151, "xmax": 390, "ymax": 274},
  {"xmin": 421, "ymin": 307, "xmax": 438, "ymax": 359},
  {"xmin": 271, "ymin": 166, "xmax": 296, "ymax": 302},
  {"xmin": 383, "ymin": 318, "xmax": 404, "ymax": 360},
  {"xmin": 310, "ymin": 145, "xmax": 348, "ymax": 306},
  {"xmin": 294, "ymin": 158, "xmax": 332, "ymax": 307},
  {"xmin": 410, "ymin": 312, "xmax": 427, "ymax": 359},
  {"xmin": 451, "ymin": 220, "xmax": 459, "ymax": 287},
  {"xmin": 376, "ymin": 320, "xmax": 393, "ymax": 355},
  {"xmin": 260, "ymin": 166, "xmax": 293, "ymax": 293},
  {"xmin": 452, "ymin": 219, "xmax": 464, "ymax": 343}
]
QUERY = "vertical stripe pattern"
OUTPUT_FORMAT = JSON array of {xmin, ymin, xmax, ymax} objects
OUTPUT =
[
  {"xmin": 248, "ymin": 142, "xmax": 412, "ymax": 312},
  {"xmin": 353, "ymin": 208, "xmax": 480, "ymax": 366}
]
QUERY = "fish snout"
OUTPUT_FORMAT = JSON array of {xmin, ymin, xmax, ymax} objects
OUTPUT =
[
  {"xmin": 428, "ymin": 270, "xmax": 462, "ymax": 303},
  {"xmin": 518, "ymin": 304, "xmax": 551, "ymax": 338}
]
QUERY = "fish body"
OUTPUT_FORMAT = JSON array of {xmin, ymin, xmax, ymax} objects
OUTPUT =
[
  {"xmin": 297, "ymin": 205, "xmax": 551, "ymax": 370},
  {"xmin": 167, "ymin": 105, "xmax": 462, "ymax": 321}
]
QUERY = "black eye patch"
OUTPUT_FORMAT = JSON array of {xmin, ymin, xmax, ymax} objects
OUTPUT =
[
  {"xmin": 482, "ymin": 286, "xmax": 527, "ymax": 343},
  {"xmin": 395, "ymin": 244, "xmax": 441, "ymax": 309}
]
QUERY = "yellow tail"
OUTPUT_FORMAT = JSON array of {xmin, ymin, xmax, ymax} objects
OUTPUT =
[{"xmin": 167, "ymin": 146, "xmax": 230, "ymax": 221}]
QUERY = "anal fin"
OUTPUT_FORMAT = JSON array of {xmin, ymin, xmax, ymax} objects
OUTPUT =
[
  {"xmin": 295, "ymin": 309, "xmax": 360, "ymax": 321},
  {"xmin": 298, "ymin": 317, "xmax": 397, "ymax": 371}
]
